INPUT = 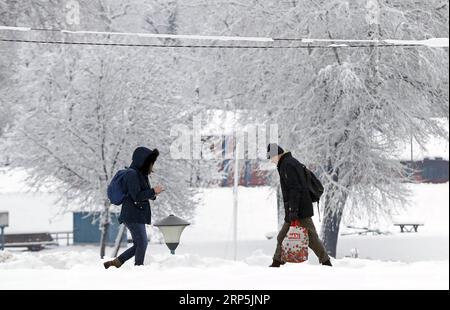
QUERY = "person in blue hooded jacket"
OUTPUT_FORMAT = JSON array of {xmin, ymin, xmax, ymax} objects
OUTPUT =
[{"xmin": 104, "ymin": 147, "xmax": 164, "ymax": 268}]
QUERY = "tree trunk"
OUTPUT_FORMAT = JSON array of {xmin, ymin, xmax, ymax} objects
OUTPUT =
[
  {"xmin": 320, "ymin": 195, "xmax": 346, "ymax": 258},
  {"xmin": 99, "ymin": 201, "xmax": 111, "ymax": 259},
  {"xmin": 111, "ymin": 223, "xmax": 126, "ymax": 258}
]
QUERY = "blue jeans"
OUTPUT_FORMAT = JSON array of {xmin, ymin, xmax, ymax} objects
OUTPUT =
[{"xmin": 118, "ymin": 223, "xmax": 148, "ymax": 266}]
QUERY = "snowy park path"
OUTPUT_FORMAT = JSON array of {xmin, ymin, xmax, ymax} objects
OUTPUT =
[
  {"xmin": 0, "ymin": 247, "xmax": 448, "ymax": 290},
  {"xmin": 1, "ymin": 170, "xmax": 448, "ymax": 289}
]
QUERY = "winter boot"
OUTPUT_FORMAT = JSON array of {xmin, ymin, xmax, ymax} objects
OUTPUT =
[
  {"xmin": 269, "ymin": 259, "xmax": 286, "ymax": 268},
  {"xmin": 322, "ymin": 259, "xmax": 332, "ymax": 267},
  {"xmin": 103, "ymin": 258, "xmax": 123, "ymax": 269}
]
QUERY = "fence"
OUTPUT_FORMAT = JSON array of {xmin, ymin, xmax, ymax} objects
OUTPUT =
[{"xmin": 50, "ymin": 231, "xmax": 73, "ymax": 246}]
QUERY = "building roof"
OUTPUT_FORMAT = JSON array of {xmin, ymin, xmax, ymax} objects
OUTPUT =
[{"xmin": 393, "ymin": 119, "xmax": 449, "ymax": 161}]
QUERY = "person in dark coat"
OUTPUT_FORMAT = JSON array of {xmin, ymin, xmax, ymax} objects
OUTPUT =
[
  {"xmin": 104, "ymin": 147, "xmax": 164, "ymax": 268},
  {"xmin": 267, "ymin": 143, "xmax": 332, "ymax": 267}
]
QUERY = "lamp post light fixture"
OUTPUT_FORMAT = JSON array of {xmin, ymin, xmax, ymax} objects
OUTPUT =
[
  {"xmin": 0, "ymin": 211, "xmax": 9, "ymax": 251},
  {"xmin": 154, "ymin": 214, "xmax": 190, "ymax": 255}
]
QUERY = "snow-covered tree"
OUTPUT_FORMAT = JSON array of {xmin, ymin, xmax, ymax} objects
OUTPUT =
[
  {"xmin": 0, "ymin": 1, "xmax": 21, "ymax": 156},
  {"xmin": 176, "ymin": 0, "xmax": 448, "ymax": 256},
  {"xmin": 5, "ymin": 44, "xmax": 200, "ymax": 256},
  {"xmin": 2, "ymin": 0, "xmax": 202, "ymax": 257},
  {"xmin": 266, "ymin": 0, "xmax": 449, "ymax": 256},
  {"xmin": 1, "ymin": 0, "xmax": 448, "ymax": 259}
]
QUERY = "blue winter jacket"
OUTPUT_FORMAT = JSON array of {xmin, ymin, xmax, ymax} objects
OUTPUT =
[{"xmin": 118, "ymin": 147, "xmax": 157, "ymax": 224}]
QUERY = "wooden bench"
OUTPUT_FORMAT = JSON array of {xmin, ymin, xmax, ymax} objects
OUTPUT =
[
  {"xmin": 4, "ymin": 232, "xmax": 58, "ymax": 251},
  {"xmin": 394, "ymin": 223, "xmax": 424, "ymax": 233}
]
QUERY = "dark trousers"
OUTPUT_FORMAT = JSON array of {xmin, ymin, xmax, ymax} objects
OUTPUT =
[
  {"xmin": 118, "ymin": 223, "xmax": 148, "ymax": 266},
  {"xmin": 273, "ymin": 217, "xmax": 330, "ymax": 264}
]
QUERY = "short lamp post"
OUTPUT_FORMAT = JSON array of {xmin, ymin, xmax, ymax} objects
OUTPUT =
[
  {"xmin": 0, "ymin": 212, "xmax": 9, "ymax": 251},
  {"xmin": 154, "ymin": 214, "xmax": 190, "ymax": 255}
]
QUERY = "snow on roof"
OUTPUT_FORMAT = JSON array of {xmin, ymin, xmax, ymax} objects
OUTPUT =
[
  {"xmin": 393, "ymin": 120, "xmax": 449, "ymax": 161},
  {"xmin": 201, "ymin": 112, "xmax": 449, "ymax": 161},
  {"xmin": 200, "ymin": 109, "xmax": 266, "ymax": 136},
  {"xmin": 200, "ymin": 110, "xmax": 238, "ymax": 135},
  {"xmin": 0, "ymin": 168, "xmax": 31, "ymax": 193},
  {"xmin": 0, "ymin": 168, "xmax": 59, "ymax": 194}
]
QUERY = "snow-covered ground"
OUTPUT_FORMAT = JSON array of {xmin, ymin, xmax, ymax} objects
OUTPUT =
[
  {"xmin": 0, "ymin": 168, "xmax": 448, "ymax": 289},
  {"xmin": 0, "ymin": 246, "xmax": 447, "ymax": 290}
]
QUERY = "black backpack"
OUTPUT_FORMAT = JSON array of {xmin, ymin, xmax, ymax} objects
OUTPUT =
[
  {"xmin": 301, "ymin": 164, "xmax": 324, "ymax": 220},
  {"xmin": 302, "ymin": 165, "xmax": 324, "ymax": 202}
]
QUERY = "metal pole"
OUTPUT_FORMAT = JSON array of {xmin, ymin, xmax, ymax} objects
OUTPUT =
[
  {"xmin": 0, "ymin": 226, "xmax": 4, "ymax": 251},
  {"xmin": 276, "ymin": 186, "xmax": 284, "ymax": 228},
  {"xmin": 232, "ymin": 138, "xmax": 239, "ymax": 261}
]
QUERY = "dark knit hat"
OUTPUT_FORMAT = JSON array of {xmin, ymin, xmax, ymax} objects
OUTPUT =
[{"xmin": 267, "ymin": 143, "xmax": 284, "ymax": 159}]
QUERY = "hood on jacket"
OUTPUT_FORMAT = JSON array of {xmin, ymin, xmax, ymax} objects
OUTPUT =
[{"xmin": 130, "ymin": 147, "xmax": 159, "ymax": 173}]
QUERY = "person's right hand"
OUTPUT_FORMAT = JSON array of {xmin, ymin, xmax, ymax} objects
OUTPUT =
[{"xmin": 154, "ymin": 185, "xmax": 164, "ymax": 195}]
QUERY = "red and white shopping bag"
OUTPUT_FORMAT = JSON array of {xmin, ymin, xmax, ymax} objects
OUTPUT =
[{"xmin": 281, "ymin": 220, "xmax": 309, "ymax": 263}]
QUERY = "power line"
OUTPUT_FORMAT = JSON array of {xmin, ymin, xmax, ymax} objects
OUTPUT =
[
  {"xmin": 0, "ymin": 25, "xmax": 274, "ymax": 42},
  {"xmin": 0, "ymin": 38, "xmax": 429, "ymax": 49},
  {"xmin": 0, "ymin": 25, "xmax": 447, "ymax": 48}
]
